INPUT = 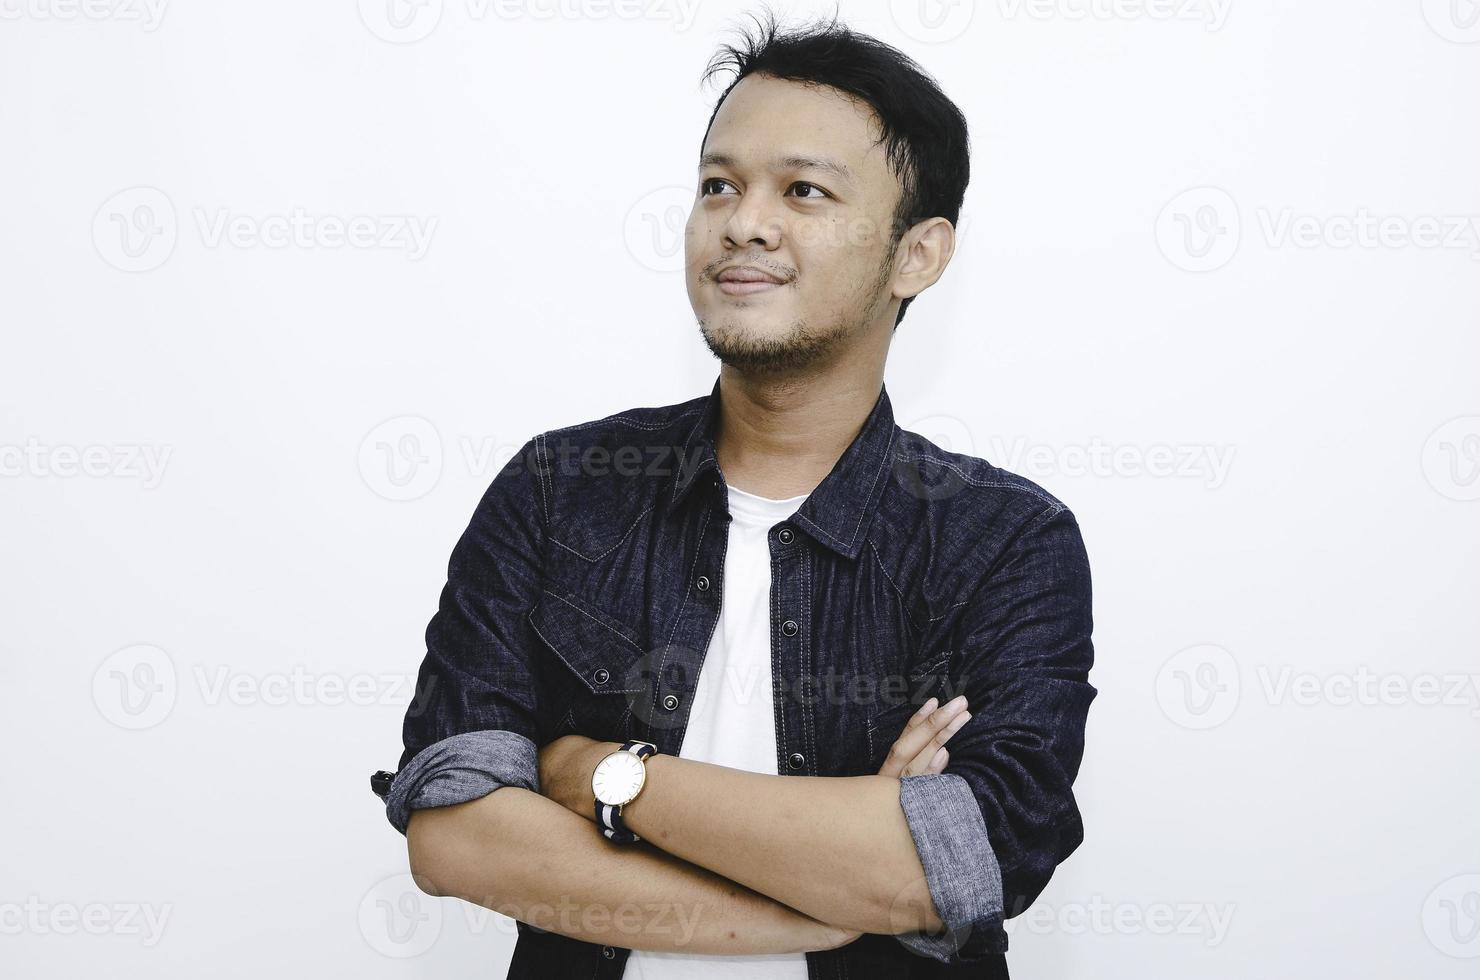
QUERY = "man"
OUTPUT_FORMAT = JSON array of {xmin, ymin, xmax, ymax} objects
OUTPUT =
[{"xmin": 372, "ymin": 11, "xmax": 1095, "ymax": 978}]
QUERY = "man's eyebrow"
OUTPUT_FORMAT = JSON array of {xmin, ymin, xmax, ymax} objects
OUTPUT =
[{"xmin": 699, "ymin": 152, "xmax": 855, "ymax": 184}]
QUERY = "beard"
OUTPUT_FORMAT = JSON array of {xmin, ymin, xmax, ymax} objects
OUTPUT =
[
  {"xmin": 695, "ymin": 311, "xmax": 847, "ymax": 373},
  {"xmin": 695, "ymin": 247, "xmax": 896, "ymax": 374}
]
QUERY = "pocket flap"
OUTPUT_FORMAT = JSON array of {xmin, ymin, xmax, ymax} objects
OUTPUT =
[{"xmin": 528, "ymin": 590, "xmax": 649, "ymax": 695}]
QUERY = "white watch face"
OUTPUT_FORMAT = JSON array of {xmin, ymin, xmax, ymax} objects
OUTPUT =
[{"xmin": 592, "ymin": 750, "xmax": 646, "ymax": 806}]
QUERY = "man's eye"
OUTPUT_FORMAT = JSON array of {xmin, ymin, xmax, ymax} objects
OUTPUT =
[
  {"xmin": 700, "ymin": 178, "xmax": 736, "ymax": 195},
  {"xmin": 790, "ymin": 182, "xmax": 830, "ymax": 199}
]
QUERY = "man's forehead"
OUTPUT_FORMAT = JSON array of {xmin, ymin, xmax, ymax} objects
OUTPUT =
[
  {"xmin": 704, "ymin": 74, "xmax": 887, "ymax": 171},
  {"xmin": 698, "ymin": 150, "xmax": 857, "ymax": 185}
]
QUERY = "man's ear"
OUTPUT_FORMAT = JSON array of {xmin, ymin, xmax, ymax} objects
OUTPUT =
[{"xmin": 891, "ymin": 217, "xmax": 957, "ymax": 302}]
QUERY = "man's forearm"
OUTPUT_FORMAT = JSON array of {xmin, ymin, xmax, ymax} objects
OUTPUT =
[
  {"xmin": 607, "ymin": 750, "xmax": 941, "ymax": 936},
  {"xmin": 406, "ymin": 783, "xmax": 852, "ymax": 954}
]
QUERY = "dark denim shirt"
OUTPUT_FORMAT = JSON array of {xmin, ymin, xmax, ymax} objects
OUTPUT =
[{"xmin": 373, "ymin": 378, "xmax": 1096, "ymax": 979}]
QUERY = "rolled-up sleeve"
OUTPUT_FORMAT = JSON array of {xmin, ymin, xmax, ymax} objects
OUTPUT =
[
  {"xmin": 383, "ymin": 730, "xmax": 540, "ymax": 835},
  {"xmin": 892, "ymin": 502, "xmax": 1096, "ymax": 964},
  {"xmin": 375, "ymin": 435, "xmax": 555, "ymax": 837}
]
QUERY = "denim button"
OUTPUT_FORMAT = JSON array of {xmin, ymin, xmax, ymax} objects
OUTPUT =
[
  {"xmin": 696, "ymin": 575, "xmax": 710, "ymax": 592},
  {"xmin": 777, "ymin": 526, "xmax": 795, "ymax": 544},
  {"xmin": 787, "ymin": 752, "xmax": 805, "ymax": 770},
  {"xmin": 592, "ymin": 668, "xmax": 609, "ymax": 686},
  {"xmin": 662, "ymin": 694, "xmax": 679, "ymax": 710},
  {"xmin": 782, "ymin": 620, "xmax": 799, "ymax": 637},
  {"xmin": 602, "ymin": 945, "xmax": 616, "ymax": 959}
]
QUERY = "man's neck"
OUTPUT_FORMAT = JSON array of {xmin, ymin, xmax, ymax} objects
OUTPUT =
[{"xmin": 712, "ymin": 367, "xmax": 884, "ymax": 500}]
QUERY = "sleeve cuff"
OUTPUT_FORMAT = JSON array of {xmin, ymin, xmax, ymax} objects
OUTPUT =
[
  {"xmin": 893, "ymin": 771, "xmax": 1005, "ymax": 962},
  {"xmin": 383, "ymin": 730, "xmax": 539, "ymax": 836}
]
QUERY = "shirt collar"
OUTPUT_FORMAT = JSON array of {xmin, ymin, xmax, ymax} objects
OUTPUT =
[{"xmin": 666, "ymin": 376, "xmax": 897, "ymax": 560}]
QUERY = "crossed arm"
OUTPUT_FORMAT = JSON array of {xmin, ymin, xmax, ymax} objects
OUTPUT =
[{"xmin": 406, "ymin": 696, "xmax": 973, "ymax": 955}]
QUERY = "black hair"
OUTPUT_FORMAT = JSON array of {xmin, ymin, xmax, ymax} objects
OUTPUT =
[{"xmin": 697, "ymin": 4, "xmax": 971, "ymax": 329}]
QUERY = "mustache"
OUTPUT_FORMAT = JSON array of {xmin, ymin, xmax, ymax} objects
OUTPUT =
[{"xmin": 702, "ymin": 258, "xmax": 795, "ymax": 281}]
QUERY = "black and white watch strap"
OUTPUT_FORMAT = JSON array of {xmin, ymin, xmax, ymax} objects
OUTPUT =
[{"xmin": 595, "ymin": 740, "xmax": 657, "ymax": 843}]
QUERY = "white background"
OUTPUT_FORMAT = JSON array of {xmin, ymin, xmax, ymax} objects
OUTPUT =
[{"xmin": 2, "ymin": 0, "xmax": 1478, "ymax": 976}]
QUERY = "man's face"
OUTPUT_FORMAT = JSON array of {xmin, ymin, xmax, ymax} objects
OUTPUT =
[{"xmin": 685, "ymin": 73, "xmax": 905, "ymax": 374}]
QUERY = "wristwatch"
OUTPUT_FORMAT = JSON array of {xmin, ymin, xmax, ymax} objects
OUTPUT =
[{"xmin": 591, "ymin": 740, "xmax": 658, "ymax": 843}]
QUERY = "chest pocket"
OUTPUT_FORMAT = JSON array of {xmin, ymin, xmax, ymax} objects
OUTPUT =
[
  {"xmin": 861, "ymin": 649, "xmax": 959, "ymax": 774},
  {"xmin": 528, "ymin": 589, "xmax": 654, "ymax": 744}
]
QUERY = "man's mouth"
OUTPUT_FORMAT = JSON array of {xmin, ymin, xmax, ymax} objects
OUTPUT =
[{"xmin": 714, "ymin": 264, "xmax": 789, "ymax": 297}]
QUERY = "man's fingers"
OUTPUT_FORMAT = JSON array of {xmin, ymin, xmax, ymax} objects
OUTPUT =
[{"xmin": 878, "ymin": 695, "xmax": 971, "ymax": 777}]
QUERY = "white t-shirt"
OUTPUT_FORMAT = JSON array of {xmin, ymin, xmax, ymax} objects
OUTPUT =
[{"xmin": 624, "ymin": 483, "xmax": 813, "ymax": 980}]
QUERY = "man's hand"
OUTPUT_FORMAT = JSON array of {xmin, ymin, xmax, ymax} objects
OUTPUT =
[
  {"xmin": 537, "ymin": 733, "xmax": 619, "ymax": 819},
  {"xmin": 877, "ymin": 695, "xmax": 971, "ymax": 778}
]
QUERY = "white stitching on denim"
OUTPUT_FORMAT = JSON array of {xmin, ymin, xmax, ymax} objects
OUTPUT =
[
  {"xmin": 865, "ymin": 537, "xmax": 930, "ymax": 631},
  {"xmin": 540, "ymin": 589, "xmax": 643, "ymax": 650},
  {"xmin": 533, "ymin": 433, "xmax": 550, "ymax": 526},
  {"xmin": 548, "ymin": 502, "xmax": 656, "ymax": 564},
  {"xmin": 792, "ymin": 424, "xmax": 895, "ymax": 556},
  {"xmin": 545, "ymin": 406, "xmax": 703, "ymax": 436},
  {"xmin": 654, "ymin": 503, "xmax": 716, "ymax": 724},
  {"xmin": 910, "ymin": 453, "xmax": 1063, "ymax": 509}
]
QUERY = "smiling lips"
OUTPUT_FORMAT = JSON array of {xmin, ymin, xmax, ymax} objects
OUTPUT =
[{"xmin": 715, "ymin": 265, "xmax": 788, "ymax": 296}]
